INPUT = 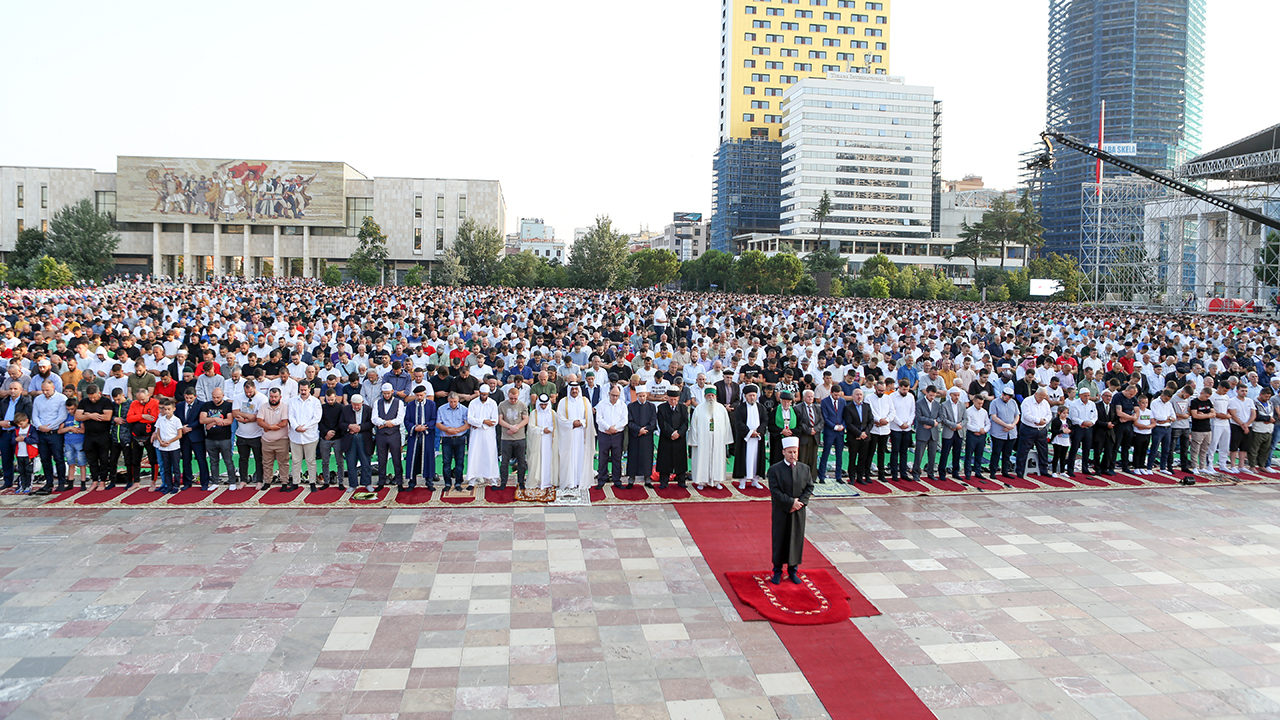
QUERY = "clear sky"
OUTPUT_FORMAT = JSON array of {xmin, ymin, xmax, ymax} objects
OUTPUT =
[{"xmin": 2, "ymin": 0, "xmax": 1275, "ymax": 240}]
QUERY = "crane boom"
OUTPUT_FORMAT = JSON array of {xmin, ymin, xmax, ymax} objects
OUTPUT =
[{"xmin": 1028, "ymin": 131, "xmax": 1280, "ymax": 233}]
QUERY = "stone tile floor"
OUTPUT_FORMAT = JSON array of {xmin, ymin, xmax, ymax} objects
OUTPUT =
[{"xmin": 0, "ymin": 483, "xmax": 1277, "ymax": 719}]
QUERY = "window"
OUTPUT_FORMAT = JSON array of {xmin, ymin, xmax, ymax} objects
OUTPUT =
[
  {"xmin": 744, "ymin": 32, "xmax": 756, "ymax": 40},
  {"xmin": 765, "ymin": 34, "xmax": 783, "ymax": 42},
  {"xmin": 16, "ymin": 220, "xmax": 22, "ymax": 233},
  {"xmin": 780, "ymin": 75, "xmax": 798, "ymax": 83},
  {"xmin": 752, "ymin": 19, "xmax": 769, "ymax": 27},
  {"xmin": 41, "ymin": 219, "xmax": 48, "ymax": 233},
  {"xmin": 556, "ymin": 249, "xmax": 562, "ymax": 258},
  {"xmin": 795, "ymin": 9, "xmax": 812, "ymax": 17},
  {"xmin": 852, "ymin": 40, "xmax": 868, "ymax": 48},
  {"xmin": 764, "ymin": 115, "xmax": 783, "ymax": 123},
  {"xmin": 809, "ymin": 50, "xmax": 826, "ymax": 58},
  {"xmin": 95, "ymin": 190, "xmax": 117, "ymax": 217},
  {"xmin": 436, "ymin": 228, "xmax": 444, "ymax": 251},
  {"xmin": 872, "ymin": 54, "xmax": 882, "ymax": 63},
  {"xmin": 837, "ymin": 25, "xmax": 854, "ymax": 33},
  {"xmin": 866, "ymin": 2, "xmax": 883, "ymax": 9},
  {"xmin": 849, "ymin": 14, "xmax": 868, "ymax": 21},
  {"xmin": 414, "ymin": 227, "xmax": 423, "ymax": 252},
  {"xmin": 15, "ymin": 185, "xmax": 22, "ymax": 209},
  {"xmin": 751, "ymin": 73, "xmax": 770, "ymax": 82},
  {"xmin": 866, "ymin": 28, "xmax": 882, "ymax": 35},
  {"xmin": 822, "ymin": 38, "xmax": 839, "ymax": 46},
  {"xmin": 752, "ymin": 46, "xmax": 770, "ymax": 55},
  {"xmin": 744, "ymin": 4, "xmax": 756, "ymax": 12},
  {"xmin": 764, "ymin": 87, "xmax": 783, "ymax": 96},
  {"xmin": 750, "ymin": 100, "xmax": 769, "ymax": 109},
  {"xmin": 743, "ymin": 113, "xmax": 755, "ymax": 122},
  {"xmin": 436, "ymin": 194, "xmax": 444, "ymax": 218},
  {"xmin": 794, "ymin": 62, "xmax": 812, "ymax": 71},
  {"xmin": 780, "ymin": 21, "xmax": 798, "ymax": 29},
  {"xmin": 837, "ymin": 52, "xmax": 854, "ymax": 60},
  {"xmin": 824, "ymin": 11, "xmax": 840, "ymax": 19},
  {"xmin": 414, "ymin": 195, "xmax": 422, "ymax": 218},
  {"xmin": 780, "ymin": 48, "xmax": 799, "ymax": 56},
  {"xmin": 40, "ymin": 185, "xmax": 47, "ymax": 209},
  {"xmin": 875, "ymin": 68, "xmax": 885, "ymax": 74},
  {"xmin": 794, "ymin": 36, "xmax": 812, "ymax": 44},
  {"xmin": 822, "ymin": 64, "xmax": 840, "ymax": 72},
  {"xmin": 837, "ymin": 0, "xmax": 856, "ymax": 5},
  {"xmin": 876, "ymin": 41, "xmax": 886, "ymax": 50},
  {"xmin": 810, "ymin": 0, "xmax": 827, "ymax": 5},
  {"xmin": 809, "ymin": 23, "xmax": 826, "ymax": 31},
  {"xmin": 766, "ymin": 7, "xmax": 783, "ymax": 14},
  {"xmin": 346, "ymin": 197, "xmax": 373, "ymax": 230},
  {"xmin": 744, "ymin": 59, "xmax": 756, "ymax": 68},
  {"xmin": 458, "ymin": 195, "xmax": 466, "ymax": 219},
  {"xmin": 876, "ymin": 15, "xmax": 887, "ymax": 23},
  {"xmin": 765, "ymin": 60, "xmax": 783, "ymax": 69},
  {"xmin": 743, "ymin": 86, "xmax": 756, "ymax": 94}
]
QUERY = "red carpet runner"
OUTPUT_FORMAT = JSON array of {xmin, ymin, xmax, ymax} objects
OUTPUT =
[
  {"xmin": 725, "ymin": 569, "xmax": 850, "ymax": 625},
  {"xmin": 678, "ymin": 503, "xmax": 934, "ymax": 720}
]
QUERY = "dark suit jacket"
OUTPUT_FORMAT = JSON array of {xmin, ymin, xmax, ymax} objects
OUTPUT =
[
  {"xmin": 915, "ymin": 397, "xmax": 941, "ymax": 441},
  {"xmin": 0, "ymin": 395, "xmax": 34, "ymax": 432},
  {"xmin": 656, "ymin": 401, "xmax": 689, "ymax": 438},
  {"xmin": 796, "ymin": 401, "xmax": 819, "ymax": 444},
  {"xmin": 843, "ymin": 401, "xmax": 873, "ymax": 439},
  {"xmin": 715, "ymin": 380, "xmax": 740, "ymax": 409},
  {"xmin": 176, "ymin": 400, "xmax": 205, "ymax": 442},
  {"xmin": 820, "ymin": 396, "xmax": 846, "ymax": 434},
  {"xmin": 338, "ymin": 404, "xmax": 374, "ymax": 453},
  {"xmin": 767, "ymin": 460, "xmax": 814, "ymax": 508}
]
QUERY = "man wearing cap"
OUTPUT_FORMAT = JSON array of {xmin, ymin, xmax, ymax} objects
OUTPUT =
[
  {"xmin": 768, "ymin": 390, "xmax": 798, "ymax": 463},
  {"xmin": 626, "ymin": 386, "xmax": 658, "ymax": 489},
  {"xmin": 988, "ymin": 386, "xmax": 1020, "ymax": 481},
  {"xmin": 464, "ymin": 385, "xmax": 499, "ymax": 491},
  {"xmin": 656, "ymin": 388, "xmax": 689, "ymax": 489},
  {"xmin": 1067, "ymin": 387, "xmax": 1097, "ymax": 476},
  {"xmin": 340, "ymin": 393, "xmax": 375, "ymax": 490},
  {"xmin": 595, "ymin": 384, "xmax": 627, "ymax": 489},
  {"xmin": 370, "ymin": 382, "xmax": 406, "ymax": 489},
  {"xmin": 767, "ymin": 436, "xmax": 813, "ymax": 585},
  {"xmin": 690, "ymin": 385, "xmax": 731, "ymax": 490},
  {"xmin": 29, "ymin": 357, "xmax": 62, "ymax": 395},
  {"xmin": 938, "ymin": 387, "xmax": 967, "ymax": 484},
  {"xmin": 731, "ymin": 384, "xmax": 768, "ymax": 490},
  {"xmin": 556, "ymin": 380, "xmax": 597, "ymax": 490},
  {"xmin": 527, "ymin": 394, "xmax": 558, "ymax": 489},
  {"xmin": 401, "ymin": 385, "xmax": 436, "ymax": 490}
]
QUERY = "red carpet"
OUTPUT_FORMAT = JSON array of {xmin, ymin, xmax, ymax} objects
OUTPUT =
[
  {"xmin": 1002, "ymin": 475, "xmax": 1040, "ymax": 490},
  {"xmin": 695, "ymin": 485, "xmax": 732, "ymax": 499},
  {"xmin": 350, "ymin": 486, "xmax": 389, "ymax": 505},
  {"xmin": 167, "ymin": 488, "xmax": 213, "ymax": 505},
  {"xmin": 259, "ymin": 486, "xmax": 304, "ymax": 504},
  {"xmin": 588, "ymin": 487, "xmax": 606, "ymax": 503},
  {"xmin": 612, "ymin": 485, "xmax": 649, "ymax": 502},
  {"xmin": 678, "ymin": 503, "xmax": 932, "ymax": 720},
  {"xmin": 652, "ymin": 485, "xmax": 690, "ymax": 500},
  {"xmin": 303, "ymin": 487, "xmax": 344, "ymax": 505},
  {"xmin": 1109, "ymin": 473, "xmax": 1144, "ymax": 486},
  {"xmin": 856, "ymin": 480, "xmax": 894, "ymax": 495},
  {"xmin": 885, "ymin": 478, "xmax": 929, "ymax": 493},
  {"xmin": 1031, "ymin": 473, "xmax": 1074, "ymax": 489},
  {"xmin": 213, "ymin": 487, "xmax": 259, "ymax": 505},
  {"xmin": 965, "ymin": 476, "xmax": 1003, "ymax": 492},
  {"xmin": 735, "ymin": 483, "xmax": 771, "ymax": 498},
  {"xmin": 485, "ymin": 486, "xmax": 516, "ymax": 504},
  {"xmin": 73, "ymin": 487, "xmax": 129, "ymax": 505},
  {"xmin": 1144, "ymin": 472, "xmax": 1179, "ymax": 485},
  {"xmin": 441, "ymin": 490, "xmax": 475, "ymax": 504},
  {"xmin": 921, "ymin": 478, "xmax": 967, "ymax": 493},
  {"xmin": 1070, "ymin": 473, "xmax": 1110, "ymax": 487},
  {"xmin": 45, "ymin": 488, "xmax": 81, "ymax": 504},
  {"xmin": 396, "ymin": 487, "xmax": 434, "ymax": 505},
  {"xmin": 120, "ymin": 488, "xmax": 163, "ymax": 505},
  {"xmin": 725, "ymin": 569, "xmax": 850, "ymax": 625}
]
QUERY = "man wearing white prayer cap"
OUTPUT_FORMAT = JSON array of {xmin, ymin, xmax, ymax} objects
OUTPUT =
[{"xmin": 767, "ymin": 435, "xmax": 813, "ymax": 585}]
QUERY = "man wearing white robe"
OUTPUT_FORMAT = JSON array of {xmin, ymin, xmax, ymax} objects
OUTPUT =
[
  {"xmin": 527, "ymin": 394, "xmax": 558, "ymax": 489},
  {"xmin": 689, "ymin": 386, "xmax": 732, "ymax": 489},
  {"xmin": 465, "ymin": 385, "xmax": 499, "ymax": 489},
  {"xmin": 555, "ymin": 381, "xmax": 597, "ymax": 489}
]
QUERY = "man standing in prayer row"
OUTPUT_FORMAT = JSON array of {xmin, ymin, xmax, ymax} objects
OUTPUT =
[
  {"xmin": 527, "ymin": 394, "xmax": 558, "ymax": 489},
  {"xmin": 655, "ymin": 388, "xmax": 688, "ymax": 488},
  {"xmin": 626, "ymin": 386, "xmax": 657, "ymax": 489},
  {"xmin": 767, "ymin": 436, "xmax": 812, "ymax": 585},
  {"xmin": 690, "ymin": 386, "xmax": 731, "ymax": 490},
  {"xmin": 465, "ymin": 385, "xmax": 499, "ymax": 491},
  {"xmin": 732, "ymin": 384, "xmax": 767, "ymax": 490},
  {"xmin": 556, "ymin": 381, "xmax": 596, "ymax": 490}
]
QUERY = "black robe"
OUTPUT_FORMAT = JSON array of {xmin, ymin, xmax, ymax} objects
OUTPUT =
[
  {"xmin": 731, "ymin": 402, "xmax": 769, "ymax": 479},
  {"xmin": 656, "ymin": 401, "xmax": 689, "ymax": 476},
  {"xmin": 767, "ymin": 459, "xmax": 814, "ymax": 568},
  {"xmin": 626, "ymin": 400, "xmax": 658, "ymax": 477}
]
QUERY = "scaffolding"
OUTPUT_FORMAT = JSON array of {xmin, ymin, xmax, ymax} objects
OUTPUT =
[{"xmin": 1082, "ymin": 179, "xmax": 1280, "ymax": 312}]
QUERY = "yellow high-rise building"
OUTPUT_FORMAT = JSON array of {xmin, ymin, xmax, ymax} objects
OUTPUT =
[{"xmin": 718, "ymin": 0, "xmax": 891, "ymax": 142}]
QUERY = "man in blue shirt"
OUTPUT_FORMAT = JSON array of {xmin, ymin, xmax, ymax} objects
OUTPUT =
[
  {"xmin": 32, "ymin": 379, "xmax": 69, "ymax": 494},
  {"xmin": 436, "ymin": 393, "xmax": 470, "ymax": 491}
]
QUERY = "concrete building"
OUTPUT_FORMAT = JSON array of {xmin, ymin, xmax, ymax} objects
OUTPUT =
[
  {"xmin": 513, "ymin": 217, "xmax": 564, "ymax": 261},
  {"xmin": 519, "ymin": 218, "xmax": 554, "ymax": 240},
  {"xmin": 0, "ymin": 156, "xmax": 504, "ymax": 282},
  {"xmin": 651, "ymin": 214, "xmax": 709, "ymax": 262}
]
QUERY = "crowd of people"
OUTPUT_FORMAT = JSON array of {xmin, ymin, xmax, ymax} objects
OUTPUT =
[{"xmin": 2, "ymin": 276, "xmax": 1278, "ymax": 499}]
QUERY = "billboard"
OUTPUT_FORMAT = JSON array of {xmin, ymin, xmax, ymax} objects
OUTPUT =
[
  {"xmin": 673, "ymin": 212, "xmax": 703, "ymax": 223},
  {"xmin": 1029, "ymin": 278, "xmax": 1064, "ymax": 296},
  {"xmin": 116, "ymin": 156, "xmax": 346, "ymax": 226}
]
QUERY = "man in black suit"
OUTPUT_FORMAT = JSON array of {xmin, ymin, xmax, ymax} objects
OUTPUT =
[
  {"xmin": 175, "ymin": 387, "xmax": 209, "ymax": 490},
  {"xmin": 843, "ymin": 387, "xmax": 873, "ymax": 484},
  {"xmin": 767, "ymin": 437, "xmax": 814, "ymax": 585},
  {"xmin": 655, "ymin": 388, "xmax": 688, "ymax": 488},
  {"xmin": 715, "ymin": 369, "xmax": 740, "ymax": 412},
  {"xmin": 1093, "ymin": 389, "xmax": 1117, "ymax": 475},
  {"xmin": 0, "ymin": 381, "xmax": 34, "ymax": 489},
  {"xmin": 339, "ymin": 393, "xmax": 375, "ymax": 490},
  {"xmin": 731, "ymin": 384, "xmax": 769, "ymax": 488}
]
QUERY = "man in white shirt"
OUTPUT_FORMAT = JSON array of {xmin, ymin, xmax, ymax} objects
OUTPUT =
[
  {"xmin": 287, "ymin": 383, "xmax": 322, "ymax": 489},
  {"xmin": 963, "ymin": 393, "xmax": 991, "ymax": 481},
  {"xmin": 1066, "ymin": 388, "xmax": 1097, "ymax": 476},
  {"xmin": 1016, "ymin": 388, "xmax": 1051, "ymax": 478},
  {"xmin": 1148, "ymin": 389, "xmax": 1176, "ymax": 473},
  {"xmin": 595, "ymin": 385, "xmax": 628, "ymax": 488},
  {"xmin": 888, "ymin": 379, "xmax": 916, "ymax": 482},
  {"xmin": 867, "ymin": 380, "xmax": 894, "ymax": 481}
]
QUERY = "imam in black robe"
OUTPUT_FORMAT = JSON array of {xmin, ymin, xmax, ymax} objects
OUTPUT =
[
  {"xmin": 626, "ymin": 400, "xmax": 658, "ymax": 478},
  {"xmin": 656, "ymin": 401, "xmax": 689, "ymax": 481},
  {"xmin": 731, "ymin": 401, "xmax": 770, "ymax": 479},
  {"xmin": 767, "ymin": 458, "xmax": 814, "ymax": 570}
]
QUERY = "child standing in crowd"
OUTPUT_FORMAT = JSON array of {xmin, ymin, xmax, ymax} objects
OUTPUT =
[
  {"xmin": 152, "ymin": 398, "xmax": 183, "ymax": 494},
  {"xmin": 1132, "ymin": 395, "xmax": 1154, "ymax": 475},
  {"xmin": 60, "ymin": 397, "xmax": 87, "ymax": 490},
  {"xmin": 1050, "ymin": 406, "xmax": 1072, "ymax": 478},
  {"xmin": 12, "ymin": 414, "xmax": 37, "ymax": 495}
]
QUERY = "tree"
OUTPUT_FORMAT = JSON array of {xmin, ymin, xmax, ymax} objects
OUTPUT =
[
  {"xmin": 1014, "ymin": 189, "xmax": 1046, "ymax": 262},
  {"xmin": 811, "ymin": 190, "xmax": 833, "ymax": 251},
  {"xmin": 803, "ymin": 245, "xmax": 846, "ymax": 274},
  {"xmin": 764, "ymin": 251, "xmax": 806, "ymax": 295},
  {"xmin": 453, "ymin": 218, "xmax": 505, "ymax": 286},
  {"xmin": 735, "ymin": 250, "xmax": 769, "ymax": 294},
  {"xmin": 568, "ymin": 216, "xmax": 633, "ymax": 289},
  {"xmin": 858, "ymin": 253, "xmax": 898, "ymax": 282},
  {"xmin": 681, "ymin": 249, "xmax": 735, "ymax": 291},
  {"xmin": 1027, "ymin": 253, "xmax": 1087, "ymax": 302},
  {"xmin": 430, "ymin": 247, "xmax": 467, "ymax": 286},
  {"xmin": 404, "ymin": 265, "xmax": 424, "ymax": 287},
  {"xmin": 496, "ymin": 251, "xmax": 545, "ymax": 288},
  {"xmin": 630, "ymin": 249, "xmax": 681, "ymax": 288},
  {"xmin": 889, "ymin": 266, "xmax": 919, "ymax": 299},
  {"xmin": 949, "ymin": 220, "xmax": 997, "ymax": 278},
  {"xmin": 322, "ymin": 264, "xmax": 343, "ymax": 287},
  {"xmin": 347, "ymin": 216, "xmax": 388, "ymax": 285},
  {"xmin": 867, "ymin": 276, "xmax": 890, "ymax": 298},
  {"xmin": 1257, "ymin": 232, "xmax": 1280, "ymax": 289},
  {"xmin": 29, "ymin": 255, "xmax": 73, "ymax": 289},
  {"xmin": 46, "ymin": 199, "xmax": 120, "ymax": 281},
  {"xmin": 792, "ymin": 274, "xmax": 819, "ymax": 297},
  {"xmin": 11, "ymin": 228, "xmax": 49, "ymax": 272}
]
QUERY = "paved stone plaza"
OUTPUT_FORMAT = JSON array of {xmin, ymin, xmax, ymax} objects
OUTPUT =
[{"xmin": 0, "ymin": 484, "xmax": 1278, "ymax": 719}]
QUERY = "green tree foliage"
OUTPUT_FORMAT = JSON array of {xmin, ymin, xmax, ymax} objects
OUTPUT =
[
  {"xmin": 803, "ymin": 245, "xmax": 847, "ymax": 274},
  {"xmin": 322, "ymin": 264, "xmax": 343, "ymax": 287},
  {"xmin": 1026, "ymin": 253, "xmax": 1087, "ymax": 302},
  {"xmin": 763, "ymin": 251, "xmax": 806, "ymax": 295},
  {"xmin": 734, "ymin": 250, "xmax": 769, "ymax": 293},
  {"xmin": 630, "ymin": 249, "xmax": 681, "ymax": 288},
  {"xmin": 46, "ymin": 199, "xmax": 120, "ymax": 281},
  {"xmin": 347, "ymin": 216, "xmax": 388, "ymax": 285},
  {"xmin": 30, "ymin": 256, "xmax": 73, "ymax": 289},
  {"xmin": 791, "ymin": 274, "xmax": 819, "ymax": 297},
  {"xmin": 453, "ymin": 218, "xmax": 505, "ymax": 286},
  {"xmin": 496, "ymin": 251, "xmax": 546, "ymax": 288},
  {"xmin": 680, "ymin": 249, "xmax": 735, "ymax": 291},
  {"xmin": 949, "ymin": 220, "xmax": 998, "ymax": 277},
  {"xmin": 403, "ymin": 265, "xmax": 424, "ymax": 287},
  {"xmin": 538, "ymin": 258, "xmax": 570, "ymax": 288},
  {"xmin": 430, "ymin": 248, "xmax": 468, "ymax": 286},
  {"xmin": 858, "ymin": 253, "xmax": 898, "ymax": 282},
  {"xmin": 12, "ymin": 228, "xmax": 48, "ymax": 271},
  {"xmin": 868, "ymin": 276, "xmax": 890, "ymax": 298},
  {"xmin": 811, "ymin": 190, "xmax": 833, "ymax": 251},
  {"xmin": 890, "ymin": 266, "xmax": 918, "ymax": 299},
  {"xmin": 569, "ymin": 216, "xmax": 633, "ymax": 289},
  {"xmin": 1015, "ymin": 189, "xmax": 1046, "ymax": 260}
]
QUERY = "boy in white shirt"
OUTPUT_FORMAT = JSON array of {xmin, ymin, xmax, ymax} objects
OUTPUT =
[{"xmin": 152, "ymin": 399, "xmax": 185, "ymax": 494}]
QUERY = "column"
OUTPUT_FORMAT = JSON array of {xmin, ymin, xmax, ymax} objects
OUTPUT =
[
  {"xmin": 151, "ymin": 222, "xmax": 162, "ymax": 278},
  {"xmin": 212, "ymin": 224, "xmax": 221, "ymax": 277},
  {"xmin": 272, "ymin": 225, "xmax": 282, "ymax": 277},
  {"xmin": 302, "ymin": 226, "xmax": 312, "ymax": 278},
  {"xmin": 243, "ymin": 225, "xmax": 251, "ymax": 277},
  {"xmin": 182, "ymin": 223, "xmax": 193, "ymax": 280}
]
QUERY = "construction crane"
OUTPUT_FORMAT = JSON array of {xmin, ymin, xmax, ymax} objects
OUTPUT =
[{"xmin": 1026, "ymin": 131, "xmax": 1280, "ymax": 233}]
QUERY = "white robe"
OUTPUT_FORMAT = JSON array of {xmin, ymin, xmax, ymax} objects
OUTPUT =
[
  {"xmin": 744, "ymin": 402, "xmax": 762, "ymax": 479},
  {"xmin": 689, "ymin": 399, "xmax": 732, "ymax": 487},
  {"xmin": 465, "ymin": 397, "xmax": 499, "ymax": 482},
  {"xmin": 528, "ymin": 406, "xmax": 558, "ymax": 489},
  {"xmin": 555, "ymin": 394, "xmax": 597, "ymax": 489}
]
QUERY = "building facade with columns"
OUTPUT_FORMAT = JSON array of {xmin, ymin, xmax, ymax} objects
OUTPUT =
[{"xmin": 0, "ymin": 156, "xmax": 504, "ymax": 282}]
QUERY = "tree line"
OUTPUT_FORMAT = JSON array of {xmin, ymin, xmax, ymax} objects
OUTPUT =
[{"xmin": 3, "ymin": 200, "xmax": 120, "ymax": 288}]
